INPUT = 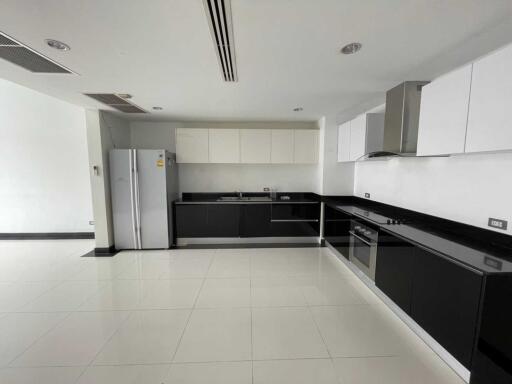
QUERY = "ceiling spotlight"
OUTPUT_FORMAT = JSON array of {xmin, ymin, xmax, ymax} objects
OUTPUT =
[
  {"xmin": 45, "ymin": 39, "xmax": 71, "ymax": 51},
  {"xmin": 117, "ymin": 94, "xmax": 132, "ymax": 99},
  {"xmin": 340, "ymin": 42, "xmax": 362, "ymax": 55},
  {"xmin": 152, "ymin": 106, "xmax": 163, "ymax": 111},
  {"xmin": 293, "ymin": 107, "xmax": 303, "ymax": 112}
]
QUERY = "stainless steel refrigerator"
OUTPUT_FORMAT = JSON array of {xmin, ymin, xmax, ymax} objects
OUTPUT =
[{"xmin": 109, "ymin": 149, "xmax": 178, "ymax": 249}]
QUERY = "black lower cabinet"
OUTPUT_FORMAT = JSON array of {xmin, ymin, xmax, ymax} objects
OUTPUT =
[
  {"xmin": 270, "ymin": 203, "xmax": 320, "ymax": 236},
  {"xmin": 410, "ymin": 247, "xmax": 483, "ymax": 369},
  {"xmin": 175, "ymin": 202, "xmax": 320, "ymax": 238},
  {"xmin": 375, "ymin": 232, "xmax": 415, "ymax": 314},
  {"xmin": 240, "ymin": 204, "xmax": 272, "ymax": 237},
  {"xmin": 471, "ymin": 275, "xmax": 512, "ymax": 384},
  {"xmin": 175, "ymin": 205, "xmax": 209, "ymax": 237},
  {"xmin": 323, "ymin": 205, "xmax": 352, "ymax": 259},
  {"xmin": 175, "ymin": 204, "xmax": 240, "ymax": 237}
]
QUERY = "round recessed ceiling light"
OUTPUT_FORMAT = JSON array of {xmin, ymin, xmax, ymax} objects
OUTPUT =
[
  {"xmin": 293, "ymin": 107, "xmax": 303, "ymax": 112},
  {"xmin": 340, "ymin": 42, "xmax": 362, "ymax": 55},
  {"xmin": 45, "ymin": 39, "xmax": 71, "ymax": 51},
  {"xmin": 152, "ymin": 106, "xmax": 163, "ymax": 111}
]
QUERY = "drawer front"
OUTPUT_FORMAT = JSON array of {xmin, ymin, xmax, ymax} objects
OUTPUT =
[{"xmin": 271, "ymin": 203, "xmax": 320, "ymax": 221}]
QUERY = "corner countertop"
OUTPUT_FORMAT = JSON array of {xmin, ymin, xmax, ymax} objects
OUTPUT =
[{"xmin": 325, "ymin": 201, "xmax": 512, "ymax": 275}]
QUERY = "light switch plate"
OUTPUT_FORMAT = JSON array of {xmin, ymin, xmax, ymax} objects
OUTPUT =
[{"xmin": 488, "ymin": 218, "xmax": 507, "ymax": 230}]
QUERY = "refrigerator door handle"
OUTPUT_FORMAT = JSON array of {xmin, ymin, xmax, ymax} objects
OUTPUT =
[
  {"xmin": 133, "ymin": 150, "xmax": 142, "ymax": 249},
  {"xmin": 129, "ymin": 150, "xmax": 138, "ymax": 249}
]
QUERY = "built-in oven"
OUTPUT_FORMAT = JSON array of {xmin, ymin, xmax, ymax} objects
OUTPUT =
[{"xmin": 349, "ymin": 220, "xmax": 379, "ymax": 280}]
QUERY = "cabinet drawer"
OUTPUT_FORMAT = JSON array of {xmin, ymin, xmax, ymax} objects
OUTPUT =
[{"xmin": 270, "ymin": 203, "xmax": 320, "ymax": 222}]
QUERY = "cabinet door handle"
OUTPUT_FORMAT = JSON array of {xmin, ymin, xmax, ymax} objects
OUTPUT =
[{"xmin": 270, "ymin": 219, "xmax": 319, "ymax": 223}]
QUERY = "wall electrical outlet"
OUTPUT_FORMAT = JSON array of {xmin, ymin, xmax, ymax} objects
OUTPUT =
[
  {"xmin": 488, "ymin": 218, "xmax": 507, "ymax": 230},
  {"xmin": 89, "ymin": 220, "xmax": 95, "ymax": 226},
  {"xmin": 364, "ymin": 193, "xmax": 371, "ymax": 199}
]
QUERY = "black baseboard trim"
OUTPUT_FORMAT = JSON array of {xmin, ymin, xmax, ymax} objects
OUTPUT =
[
  {"xmin": 81, "ymin": 245, "xmax": 118, "ymax": 257},
  {"xmin": 0, "ymin": 232, "xmax": 94, "ymax": 240}
]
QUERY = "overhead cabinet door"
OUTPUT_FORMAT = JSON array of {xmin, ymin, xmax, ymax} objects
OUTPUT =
[
  {"xmin": 209, "ymin": 129, "xmax": 240, "ymax": 163},
  {"xmin": 271, "ymin": 129, "xmax": 294, "ymax": 163},
  {"xmin": 176, "ymin": 128, "xmax": 209, "ymax": 163},
  {"xmin": 466, "ymin": 43, "xmax": 512, "ymax": 153},
  {"xmin": 294, "ymin": 130, "xmax": 319, "ymax": 163},
  {"xmin": 349, "ymin": 114, "xmax": 367, "ymax": 161},
  {"xmin": 337, "ymin": 122, "xmax": 351, "ymax": 162},
  {"xmin": 417, "ymin": 64, "xmax": 472, "ymax": 156},
  {"xmin": 240, "ymin": 129, "xmax": 271, "ymax": 163}
]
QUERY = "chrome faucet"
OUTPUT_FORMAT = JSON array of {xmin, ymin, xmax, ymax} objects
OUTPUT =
[{"xmin": 235, "ymin": 190, "xmax": 243, "ymax": 199}]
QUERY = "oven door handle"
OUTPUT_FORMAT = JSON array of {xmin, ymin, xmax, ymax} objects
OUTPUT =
[{"xmin": 349, "ymin": 231, "xmax": 376, "ymax": 246}]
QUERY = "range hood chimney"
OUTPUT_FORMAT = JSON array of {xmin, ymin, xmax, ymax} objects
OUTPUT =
[{"xmin": 382, "ymin": 81, "xmax": 429, "ymax": 155}]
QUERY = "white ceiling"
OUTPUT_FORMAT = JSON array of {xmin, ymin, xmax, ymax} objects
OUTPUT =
[{"xmin": 1, "ymin": 0, "xmax": 512, "ymax": 122}]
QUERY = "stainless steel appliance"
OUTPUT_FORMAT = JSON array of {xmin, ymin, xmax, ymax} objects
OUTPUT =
[
  {"xmin": 109, "ymin": 149, "xmax": 178, "ymax": 249},
  {"xmin": 362, "ymin": 81, "xmax": 429, "ymax": 159},
  {"xmin": 349, "ymin": 220, "xmax": 379, "ymax": 280}
]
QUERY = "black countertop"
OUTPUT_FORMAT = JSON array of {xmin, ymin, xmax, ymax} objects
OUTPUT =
[
  {"xmin": 175, "ymin": 192, "xmax": 320, "ymax": 205},
  {"xmin": 326, "ymin": 201, "xmax": 512, "ymax": 275}
]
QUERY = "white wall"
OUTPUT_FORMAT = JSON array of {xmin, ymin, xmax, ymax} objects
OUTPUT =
[
  {"xmin": 0, "ymin": 79, "xmax": 93, "ymax": 233},
  {"xmin": 86, "ymin": 110, "xmax": 130, "ymax": 248},
  {"xmin": 130, "ymin": 121, "xmax": 181, "ymax": 151},
  {"xmin": 354, "ymin": 152, "xmax": 512, "ymax": 235},
  {"xmin": 179, "ymin": 164, "xmax": 320, "ymax": 193}
]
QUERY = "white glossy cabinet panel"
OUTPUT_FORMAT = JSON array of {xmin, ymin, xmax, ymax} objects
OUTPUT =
[
  {"xmin": 466, "ymin": 44, "xmax": 512, "ymax": 153},
  {"xmin": 240, "ymin": 129, "xmax": 271, "ymax": 163},
  {"xmin": 294, "ymin": 130, "xmax": 319, "ymax": 163},
  {"xmin": 337, "ymin": 122, "xmax": 351, "ymax": 162},
  {"xmin": 176, "ymin": 128, "xmax": 209, "ymax": 163},
  {"xmin": 417, "ymin": 64, "xmax": 472, "ymax": 156},
  {"xmin": 209, "ymin": 129, "xmax": 240, "ymax": 163},
  {"xmin": 271, "ymin": 129, "xmax": 294, "ymax": 163},
  {"xmin": 349, "ymin": 114, "xmax": 367, "ymax": 161}
]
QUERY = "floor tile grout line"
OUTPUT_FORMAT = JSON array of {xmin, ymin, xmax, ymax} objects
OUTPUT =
[
  {"xmin": 162, "ymin": 251, "xmax": 215, "ymax": 380},
  {"xmin": 249, "ymin": 269, "xmax": 254, "ymax": 384},
  {"xmin": 9, "ymin": 279, "xmax": 65, "ymax": 312},
  {"xmin": 72, "ymin": 309, "xmax": 135, "ymax": 384},
  {"xmin": 5, "ymin": 310, "xmax": 75, "ymax": 367},
  {"xmin": 2, "ymin": 354, "xmax": 409, "ymax": 369}
]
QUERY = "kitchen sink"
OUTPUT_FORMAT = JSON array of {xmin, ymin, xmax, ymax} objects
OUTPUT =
[{"xmin": 216, "ymin": 196, "xmax": 272, "ymax": 202}]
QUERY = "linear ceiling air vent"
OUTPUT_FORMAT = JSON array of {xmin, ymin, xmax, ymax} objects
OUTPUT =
[
  {"xmin": 202, "ymin": 0, "xmax": 238, "ymax": 82},
  {"xmin": 0, "ymin": 31, "xmax": 74, "ymax": 74},
  {"xmin": 84, "ymin": 93, "xmax": 147, "ymax": 114}
]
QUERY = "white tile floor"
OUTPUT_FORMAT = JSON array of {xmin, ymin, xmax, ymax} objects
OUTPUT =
[{"xmin": 0, "ymin": 240, "xmax": 466, "ymax": 383}]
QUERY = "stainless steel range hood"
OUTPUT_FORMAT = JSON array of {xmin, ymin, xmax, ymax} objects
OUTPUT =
[{"xmin": 381, "ymin": 81, "xmax": 429, "ymax": 156}]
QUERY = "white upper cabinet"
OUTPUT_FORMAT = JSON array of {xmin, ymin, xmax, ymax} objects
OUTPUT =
[
  {"xmin": 294, "ymin": 130, "xmax": 319, "ymax": 163},
  {"xmin": 466, "ymin": 44, "xmax": 512, "ymax": 153},
  {"xmin": 176, "ymin": 128, "xmax": 209, "ymax": 163},
  {"xmin": 337, "ymin": 121, "xmax": 351, "ymax": 162},
  {"xmin": 337, "ymin": 113, "xmax": 384, "ymax": 162},
  {"xmin": 365, "ymin": 113, "xmax": 385, "ymax": 154},
  {"xmin": 349, "ymin": 114, "xmax": 367, "ymax": 161},
  {"xmin": 240, "ymin": 129, "xmax": 271, "ymax": 163},
  {"xmin": 176, "ymin": 128, "xmax": 318, "ymax": 164},
  {"xmin": 271, "ymin": 129, "xmax": 294, "ymax": 163},
  {"xmin": 209, "ymin": 129, "xmax": 240, "ymax": 163},
  {"xmin": 417, "ymin": 64, "xmax": 472, "ymax": 156}
]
